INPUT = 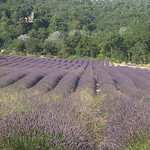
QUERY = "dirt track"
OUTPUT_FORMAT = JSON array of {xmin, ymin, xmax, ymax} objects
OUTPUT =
[{"xmin": 112, "ymin": 62, "xmax": 150, "ymax": 70}]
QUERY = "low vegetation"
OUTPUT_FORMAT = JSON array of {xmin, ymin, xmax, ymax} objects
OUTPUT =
[{"xmin": 0, "ymin": 55, "xmax": 150, "ymax": 149}]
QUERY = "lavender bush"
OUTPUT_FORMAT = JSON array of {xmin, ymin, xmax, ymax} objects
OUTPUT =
[
  {"xmin": 51, "ymin": 69, "xmax": 83, "ymax": 97},
  {"xmin": 119, "ymin": 70, "xmax": 150, "ymax": 92},
  {"xmin": 77, "ymin": 60, "xmax": 96, "ymax": 94},
  {"xmin": 100, "ymin": 96, "xmax": 150, "ymax": 150},
  {"xmin": 0, "ymin": 71, "xmax": 28, "ymax": 88},
  {"xmin": 13, "ymin": 72, "xmax": 46, "ymax": 89},
  {"xmin": 33, "ymin": 71, "xmax": 67, "ymax": 92}
]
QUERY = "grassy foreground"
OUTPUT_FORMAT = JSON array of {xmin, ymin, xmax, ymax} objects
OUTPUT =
[{"xmin": 0, "ymin": 88, "xmax": 149, "ymax": 150}]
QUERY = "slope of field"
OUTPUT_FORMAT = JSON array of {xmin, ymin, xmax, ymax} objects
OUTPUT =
[{"xmin": 0, "ymin": 55, "xmax": 150, "ymax": 150}]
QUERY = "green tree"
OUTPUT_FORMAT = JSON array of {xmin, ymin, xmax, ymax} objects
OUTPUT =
[
  {"xmin": 41, "ymin": 40, "xmax": 58, "ymax": 55},
  {"xmin": 11, "ymin": 11, "xmax": 19, "ymax": 23},
  {"xmin": 25, "ymin": 38, "xmax": 42, "ymax": 54},
  {"xmin": 75, "ymin": 35, "xmax": 98, "ymax": 57},
  {"xmin": 17, "ymin": 17, "xmax": 27, "ymax": 34},
  {"xmin": 65, "ymin": 30, "xmax": 82, "ymax": 55},
  {"xmin": 48, "ymin": 16, "xmax": 67, "ymax": 33},
  {"xmin": 33, "ymin": 17, "xmax": 49, "ymax": 30},
  {"xmin": 15, "ymin": 39, "xmax": 26, "ymax": 53},
  {"xmin": 0, "ymin": 11, "xmax": 11, "ymax": 31}
]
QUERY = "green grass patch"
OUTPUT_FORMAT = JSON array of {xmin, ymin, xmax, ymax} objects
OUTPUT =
[
  {"xmin": 0, "ymin": 131, "xmax": 69, "ymax": 150},
  {"xmin": 124, "ymin": 134, "xmax": 150, "ymax": 150}
]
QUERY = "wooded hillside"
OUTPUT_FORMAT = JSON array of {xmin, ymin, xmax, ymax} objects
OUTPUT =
[{"xmin": 0, "ymin": 0, "xmax": 150, "ymax": 63}]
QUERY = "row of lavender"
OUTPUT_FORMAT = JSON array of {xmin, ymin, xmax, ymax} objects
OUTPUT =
[
  {"xmin": 1, "ymin": 55, "xmax": 150, "ymax": 98},
  {"xmin": 1, "ymin": 55, "xmax": 150, "ymax": 97},
  {"xmin": 0, "ymin": 55, "xmax": 84, "ymax": 72},
  {"xmin": 0, "ymin": 54, "xmax": 85, "ymax": 91}
]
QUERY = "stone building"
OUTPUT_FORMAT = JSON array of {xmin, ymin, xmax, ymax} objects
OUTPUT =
[{"xmin": 25, "ymin": 11, "xmax": 34, "ymax": 23}]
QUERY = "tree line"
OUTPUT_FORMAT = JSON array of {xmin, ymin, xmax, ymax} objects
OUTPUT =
[{"xmin": 0, "ymin": 0, "xmax": 150, "ymax": 63}]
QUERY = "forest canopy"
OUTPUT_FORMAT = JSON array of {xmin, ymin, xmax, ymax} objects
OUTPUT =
[{"xmin": 0, "ymin": 0, "xmax": 150, "ymax": 63}]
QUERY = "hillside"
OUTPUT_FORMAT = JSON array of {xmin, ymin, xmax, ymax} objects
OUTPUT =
[{"xmin": 0, "ymin": 0, "xmax": 150, "ymax": 63}]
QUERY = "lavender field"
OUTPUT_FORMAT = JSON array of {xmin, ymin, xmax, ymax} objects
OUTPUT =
[{"xmin": 0, "ymin": 55, "xmax": 150, "ymax": 150}]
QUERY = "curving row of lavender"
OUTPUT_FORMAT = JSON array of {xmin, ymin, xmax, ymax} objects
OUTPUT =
[{"xmin": 0, "ymin": 54, "xmax": 150, "ymax": 150}]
